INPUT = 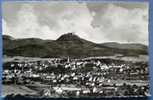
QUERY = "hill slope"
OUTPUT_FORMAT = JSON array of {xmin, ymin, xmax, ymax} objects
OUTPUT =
[{"xmin": 3, "ymin": 33, "xmax": 148, "ymax": 58}]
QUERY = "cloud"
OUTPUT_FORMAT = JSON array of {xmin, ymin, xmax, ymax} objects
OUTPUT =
[
  {"xmin": 2, "ymin": 2, "xmax": 98, "ymax": 41},
  {"xmin": 53, "ymin": 2, "xmax": 104, "ymax": 41},
  {"xmin": 90, "ymin": 3, "xmax": 148, "ymax": 44},
  {"xmin": 2, "ymin": 2, "xmax": 148, "ymax": 45},
  {"xmin": 3, "ymin": 3, "xmax": 60, "ymax": 39},
  {"xmin": 2, "ymin": 19, "xmax": 11, "ymax": 36}
]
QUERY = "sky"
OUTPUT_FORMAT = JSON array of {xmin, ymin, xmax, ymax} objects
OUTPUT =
[{"xmin": 2, "ymin": 1, "xmax": 148, "ymax": 45}]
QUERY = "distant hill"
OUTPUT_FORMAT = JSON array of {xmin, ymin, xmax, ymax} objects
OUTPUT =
[
  {"xmin": 101, "ymin": 42, "xmax": 147, "ymax": 50},
  {"xmin": 3, "ymin": 33, "xmax": 148, "ymax": 58}
]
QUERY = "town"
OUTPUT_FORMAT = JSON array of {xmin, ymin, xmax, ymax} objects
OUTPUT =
[{"xmin": 2, "ymin": 56, "xmax": 150, "ymax": 97}]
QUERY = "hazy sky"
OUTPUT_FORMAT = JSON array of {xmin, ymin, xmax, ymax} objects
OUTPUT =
[{"xmin": 2, "ymin": 1, "xmax": 148, "ymax": 44}]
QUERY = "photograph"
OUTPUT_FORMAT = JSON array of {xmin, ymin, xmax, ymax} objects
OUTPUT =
[{"xmin": 2, "ymin": 1, "xmax": 150, "ymax": 99}]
